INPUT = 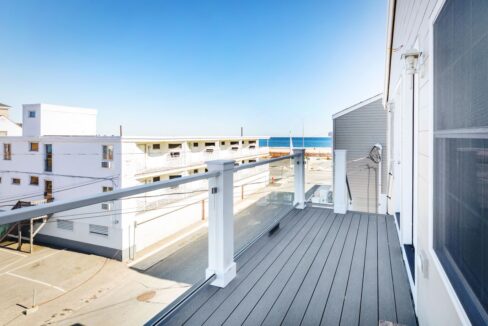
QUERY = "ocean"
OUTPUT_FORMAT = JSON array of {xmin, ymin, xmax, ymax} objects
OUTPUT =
[{"xmin": 259, "ymin": 137, "xmax": 332, "ymax": 148}]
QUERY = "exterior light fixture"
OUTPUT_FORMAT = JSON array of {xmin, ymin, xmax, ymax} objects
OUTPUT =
[{"xmin": 401, "ymin": 50, "xmax": 421, "ymax": 75}]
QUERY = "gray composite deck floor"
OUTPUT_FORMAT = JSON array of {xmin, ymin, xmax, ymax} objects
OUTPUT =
[{"xmin": 158, "ymin": 207, "xmax": 416, "ymax": 326}]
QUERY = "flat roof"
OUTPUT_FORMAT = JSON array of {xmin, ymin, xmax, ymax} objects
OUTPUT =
[
  {"xmin": 122, "ymin": 136, "xmax": 269, "ymax": 143},
  {"xmin": 332, "ymin": 94, "xmax": 382, "ymax": 120},
  {"xmin": 0, "ymin": 135, "xmax": 269, "ymax": 142}
]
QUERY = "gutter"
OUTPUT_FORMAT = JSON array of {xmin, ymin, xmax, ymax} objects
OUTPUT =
[{"xmin": 383, "ymin": 0, "xmax": 397, "ymax": 107}]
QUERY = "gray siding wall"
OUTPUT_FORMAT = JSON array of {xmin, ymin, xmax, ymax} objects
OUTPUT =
[{"xmin": 333, "ymin": 98, "xmax": 387, "ymax": 213}]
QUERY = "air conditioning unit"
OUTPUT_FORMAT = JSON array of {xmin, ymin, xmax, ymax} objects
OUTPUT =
[
  {"xmin": 101, "ymin": 202, "xmax": 112, "ymax": 210},
  {"xmin": 101, "ymin": 161, "xmax": 112, "ymax": 168}
]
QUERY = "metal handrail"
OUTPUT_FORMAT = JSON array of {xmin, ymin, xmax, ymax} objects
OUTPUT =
[
  {"xmin": 346, "ymin": 174, "xmax": 352, "ymax": 202},
  {"xmin": 0, "ymin": 154, "xmax": 299, "ymax": 226},
  {"xmin": 0, "ymin": 171, "xmax": 220, "ymax": 225}
]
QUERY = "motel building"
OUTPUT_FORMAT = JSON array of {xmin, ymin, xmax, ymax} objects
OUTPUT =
[{"xmin": 0, "ymin": 103, "xmax": 270, "ymax": 260}]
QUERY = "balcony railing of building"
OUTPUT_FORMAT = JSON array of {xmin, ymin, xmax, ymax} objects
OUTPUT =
[
  {"xmin": 0, "ymin": 149, "xmax": 304, "ymax": 322},
  {"xmin": 135, "ymin": 146, "xmax": 270, "ymax": 175}
]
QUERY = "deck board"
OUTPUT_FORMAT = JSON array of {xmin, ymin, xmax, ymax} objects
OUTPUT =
[
  {"xmin": 378, "ymin": 214, "xmax": 398, "ymax": 323},
  {"xmin": 359, "ymin": 214, "xmax": 379, "ymax": 326},
  {"xmin": 339, "ymin": 213, "xmax": 369, "ymax": 326},
  {"xmin": 386, "ymin": 216, "xmax": 417, "ymax": 326},
  {"xmin": 184, "ymin": 208, "xmax": 319, "ymax": 326},
  {"xmin": 242, "ymin": 209, "xmax": 334, "ymax": 326},
  {"xmin": 320, "ymin": 213, "xmax": 361, "ymax": 326},
  {"xmin": 158, "ymin": 207, "xmax": 417, "ymax": 326}
]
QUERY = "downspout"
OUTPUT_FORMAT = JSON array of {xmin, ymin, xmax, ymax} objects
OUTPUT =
[{"xmin": 383, "ymin": 0, "xmax": 397, "ymax": 107}]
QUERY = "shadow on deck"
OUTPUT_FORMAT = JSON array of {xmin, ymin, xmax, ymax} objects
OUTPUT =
[{"xmin": 151, "ymin": 206, "xmax": 417, "ymax": 326}]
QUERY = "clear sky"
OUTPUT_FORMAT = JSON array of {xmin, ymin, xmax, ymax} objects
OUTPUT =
[{"xmin": 0, "ymin": 0, "xmax": 387, "ymax": 137}]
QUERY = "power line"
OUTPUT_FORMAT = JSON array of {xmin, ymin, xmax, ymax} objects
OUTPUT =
[{"xmin": 0, "ymin": 176, "xmax": 118, "ymax": 204}]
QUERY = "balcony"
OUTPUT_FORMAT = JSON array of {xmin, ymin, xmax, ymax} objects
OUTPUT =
[
  {"xmin": 0, "ymin": 150, "xmax": 415, "ymax": 325},
  {"xmin": 153, "ymin": 207, "xmax": 416, "ymax": 326}
]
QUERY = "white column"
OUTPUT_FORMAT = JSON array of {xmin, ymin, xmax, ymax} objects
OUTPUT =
[
  {"xmin": 334, "ymin": 150, "xmax": 348, "ymax": 214},
  {"xmin": 205, "ymin": 159, "xmax": 236, "ymax": 287},
  {"xmin": 293, "ymin": 149, "xmax": 306, "ymax": 209}
]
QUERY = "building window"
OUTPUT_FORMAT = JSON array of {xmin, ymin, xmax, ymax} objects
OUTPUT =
[
  {"xmin": 193, "ymin": 142, "xmax": 199, "ymax": 147},
  {"xmin": 152, "ymin": 144, "xmax": 161, "ymax": 150},
  {"xmin": 102, "ymin": 186, "xmax": 113, "ymax": 192},
  {"xmin": 153, "ymin": 176, "xmax": 160, "ymax": 182},
  {"xmin": 169, "ymin": 175, "xmax": 181, "ymax": 179},
  {"xmin": 249, "ymin": 159, "xmax": 257, "ymax": 163},
  {"xmin": 44, "ymin": 144, "xmax": 53, "ymax": 172},
  {"xmin": 3, "ymin": 143, "xmax": 11, "ymax": 160},
  {"xmin": 168, "ymin": 143, "xmax": 182, "ymax": 149},
  {"xmin": 230, "ymin": 141, "xmax": 239, "ymax": 146},
  {"xmin": 12, "ymin": 178, "xmax": 20, "ymax": 185},
  {"xmin": 221, "ymin": 141, "xmax": 225, "ymax": 146},
  {"xmin": 170, "ymin": 151, "xmax": 180, "ymax": 158},
  {"xmin": 30, "ymin": 176, "xmax": 39, "ymax": 185},
  {"xmin": 205, "ymin": 142, "xmax": 215, "ymax": 147},
  {"xmin": 102, "ymin": 145, "xmax": 113, "ymax": 161},
  {"xmin": 0, "ymin": 177, "xmax": 2, "ymax": 183},
  {"xmin": 28, "ymin": 111, "xmax": 36, "ymax": 118},
  {"xmin": 249, "ymin": 145, "xmax": 256, "ymax": 149},
  {"xmin": 193, "ymin": 169, "xmax": 199, "ymax": 174},
  {"xmin": 433, "ymin": 1, "xmax": 488, "ymax": 324},
  {"xmin": 29, "ymin": 142, "xmax": 39, "ymax": 152},
  {"xmin": 249, "ymin": 140, "xmax": 256, "ymax": 144}
]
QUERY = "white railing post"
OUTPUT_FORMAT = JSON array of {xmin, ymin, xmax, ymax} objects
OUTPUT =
[
  {"xmin": 334, "ymin": 150, "xmax": 348, "ymax": 214},
  {"xmin": 293, "ymin": 148, "xmax": 306, "ymax": 209},
  {"xmin": 205, "ymin": 159, "xmax": 236, "ymax": 287}
]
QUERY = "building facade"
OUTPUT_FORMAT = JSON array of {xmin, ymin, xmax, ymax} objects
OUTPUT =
[
  {"xmin": 384, "ymin": 1, "xmax": 487, "ymax": 325},
  {"xmin": 0, "ymin": 103, "xmax": 22, "ymax": 136},
  {"xmin": 0, "ymin": 104, "xmax": 270, "ymax": 260}
]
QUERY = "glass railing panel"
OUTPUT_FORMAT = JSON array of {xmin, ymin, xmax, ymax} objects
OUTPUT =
[
  {"xmin": 233, "ymin": 157, "xmax": 295, "ymax": 254},
  {"xmin": 0, "ymin": 178, "xmax": 209, "ymax": 325}
]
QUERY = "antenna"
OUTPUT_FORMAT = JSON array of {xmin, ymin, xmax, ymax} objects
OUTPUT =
[{"xmin": 240, "ymin": 126, "xmax": 243, "ymax": 137}]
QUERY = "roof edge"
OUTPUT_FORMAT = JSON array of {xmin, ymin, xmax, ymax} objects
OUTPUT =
[{"xmin": 332, "ymin": 94, "xmax": 383, "ymax": 119}]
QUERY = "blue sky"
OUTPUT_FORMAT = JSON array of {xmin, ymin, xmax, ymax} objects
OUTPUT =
[{"xmin": 0, "ymin": 0, "xmax": 387, "ymax": 137}]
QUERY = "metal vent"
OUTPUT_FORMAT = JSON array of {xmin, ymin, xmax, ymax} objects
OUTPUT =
[
  {"xmin": 89, "ymin": 224, "xmax": 109, "ymax": 236},
  {"xmin": 57, "ymin": 219, "xmax": 74, "ymax": 231}
]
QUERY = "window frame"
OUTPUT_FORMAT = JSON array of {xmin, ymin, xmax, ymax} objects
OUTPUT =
[
  {"xmin": 11, "ymin": 178, "xmax": 20, "ymax": 185},
  {"xmin": 29, "ymin": 142, "xmax": 39, "ymax": 152},
  {"xmin": 30, "ymin": 176, "xmax": 39, "ymax": 186},
  {"xmin": 428, "ymin": 1, "xmax": 488, "ymax": 324},
  {"xmin": 102, "ymin": 145, "xmax": 114, "ymax": 161},
  {"xmin": 3, "ymin": 143, "xmax": 11, "ymax": 160}
]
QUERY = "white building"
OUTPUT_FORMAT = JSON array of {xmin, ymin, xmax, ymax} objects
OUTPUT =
[
  {"xmin": 0, "ymin": 103, "xmax": 270, "ymax": 260},
  {"xmin": 384, "ymin": 0, "xmax": 487, "ymax": 325},
  {"xmin": 0, "ymin": 103, "xmax": 22, "ymax": 136}
]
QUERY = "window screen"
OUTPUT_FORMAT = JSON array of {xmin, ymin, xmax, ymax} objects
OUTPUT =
[{"xmin": 433, "ymin": 1, "xmax": 488, "ymax": 324}]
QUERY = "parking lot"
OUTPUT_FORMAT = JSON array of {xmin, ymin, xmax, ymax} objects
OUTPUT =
[{"xmin": 0, "ymin": 244, "xmax": 189, "ymax": 326}]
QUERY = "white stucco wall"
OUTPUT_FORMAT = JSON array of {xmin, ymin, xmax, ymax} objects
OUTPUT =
[
  {"xmin": 22, "ymin": 104, "xmax": 97, "ymax": 137},
  {"xmin": 0, "ymin": 136, "xmax": 123, "ymax": 252},
  {"xmin": 0, "ymin": 116, "xmax": 22, "ymax": 136}
]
